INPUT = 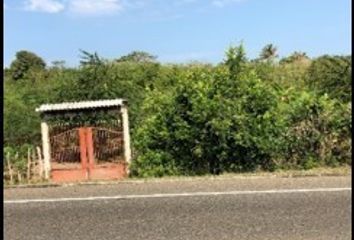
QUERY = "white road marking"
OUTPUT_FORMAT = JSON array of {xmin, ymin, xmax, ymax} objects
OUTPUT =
[{"xmin": 4, "ymin": 187, "xmax": 351, "ymax": 204}]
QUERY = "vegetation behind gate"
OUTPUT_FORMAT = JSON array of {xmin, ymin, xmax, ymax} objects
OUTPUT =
[{"xmin": 3, "ymin": 45, "xmax": 352, "ymax": 180}]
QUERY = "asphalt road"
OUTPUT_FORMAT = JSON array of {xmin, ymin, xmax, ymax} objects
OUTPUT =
[{"xmin": 4, "ymin": 176, "xmax": 352, "ymax": 240}]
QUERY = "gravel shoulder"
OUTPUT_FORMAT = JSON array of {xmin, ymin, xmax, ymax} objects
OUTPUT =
[{"xmin": 4, "ymin": 174, "xmax": 351, "ymax": 201}]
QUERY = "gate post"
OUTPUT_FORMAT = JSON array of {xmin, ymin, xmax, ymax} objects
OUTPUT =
[
  {"xmin": 41, "ymin": 121, "xmax": 51, "ymax": 180},
  {"xmin": 121, "ymin": 105, "xmax": 131, "ymax": 169},
  {"xmin": 86, "ymin": 127, "xmax": 95, "ymax": 172},
  {"xmin": 79, "ymin": 128, "xmax": 88, "ymax": 171}
]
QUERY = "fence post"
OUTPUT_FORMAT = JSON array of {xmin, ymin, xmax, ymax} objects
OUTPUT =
[
  {"xmin": 32, "ymin": 149, "xmax": 36, "ymax": 179},
  {"xmin": 36, "ymin": 146, "xmax": 44, "ymax": 179},
  {"xmin": 14, "ymin": 152, "xmax": 20, "ymax": 183},
  {"xmin": 17, "ymin": 170, "xmax": 22, "ymax": 183},
  {"xmin": 41, "ymin": 122, "xmax": 51, "ymax": 180},
  {"xmin": 27, "ymin": 148, "xmax": 31, "ymax": 181},
  {"xmin": 6, "ymin": 152, "xmax": 14, "ymax": 185}
]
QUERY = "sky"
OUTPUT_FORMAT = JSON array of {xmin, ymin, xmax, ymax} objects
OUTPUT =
[{"xmin": 4, "ymin": 0, "xmax": 352, "ymax": 67}]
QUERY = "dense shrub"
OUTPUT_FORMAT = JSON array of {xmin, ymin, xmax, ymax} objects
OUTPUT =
[
  {"xmin": 307, "ymin": 55, "xmax": 351, "ymax": 102},
  {"xmin": 4, "ymin": 80, "xmax": 42, "ymax": 146},
  {"xmin": 274, "ymin": 90, "xmax": 351, "ymax": 169},
  {"xmin": 131, "ymin": 63, "xmax": 283, "ymax": 176},
  {"xmin": 4, "ymin": 47, "xmax": 352, "ymax": 178},
  {"xmin": 252, "ymin": 60, "xmax": 310, "ymax": 90}
]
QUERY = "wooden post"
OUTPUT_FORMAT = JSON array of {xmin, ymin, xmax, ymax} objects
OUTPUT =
[
  {"xmin": 121, "ymin": 105, "xmax": 131, "ymax": 172},
  {"xmin": 32, "ymin": 149, "xmax": 36, "ymax": 179},
  {"xmin": 14, "ymin": 153, "xmax": 19, "ymax": 183},
  {"xmin": 41, "ymin": 122, "xmax": 51, "ymax": 180},
  {"xmin": 17, "ymin": 170, "xmax": 22, "ymax": 183},
  {"xmin": 36, "ymin": 146, "xmax": 43, "ymax": 179},
  {"xmin": 27, "ymin": 148, "xmax": 31, "ymax": 181},
  {"xmin": 6, "ymin": 152, "xmax": 14, "ymax": 185}
]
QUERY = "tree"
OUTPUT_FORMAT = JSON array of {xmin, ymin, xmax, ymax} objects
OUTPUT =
[
  {"xmin": 306, "ymin": 55, "xmax": 351, "ymax": 102},
  {"xmin": 116, "ymin": 51, "xmax": 157, "ymax": 63},
  {"xmin": 9, "ymin": 50, "xmax": 46, "ymax": 80},
  {"xmin": 51, "ymin": 60, "xmax": 66, "ymax": 69},
  {"xmin": 280, "ymin": 51, "xmax": 310, "ymax": 65},
  {"xmin": 4, "ymin": 68, "xmax": 11, "ymax": 78},
  {"xmin": 223, "ymin": 43, "xmax": 247, "ymax": 76},
  {"xmin": 259, "ymin": 44, "xmax": 278, "ymax": 62},
  {"xmin": 79, "ymin": 49, "xmax": 103, "ymax": 66}
]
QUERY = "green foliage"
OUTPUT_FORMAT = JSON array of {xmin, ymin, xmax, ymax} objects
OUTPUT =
[
  {"xmin": 116, "ymin": 51, "xmax": 157, "ymax": 63},
  {"xmin": 79, "ymin": 50, "xmax": 103, "ymax": 66},
  {"xmin": 274, "ymin": 90, "xmax": 351, "ymax": 169},
  {"xmin": 48, "ymin": 51, "xmax": 161, "ymax": 129},
  {"xmin": 307, "ymin": 55, "xmax": 351, "ymax": 102},
  {"xmin": 223, "ymin": 43, "xmax": 247, "ymax": 76},
  {"xmin": 9, "ymin": 50, "xmax": 46, "ymax": 80},
  {"xmin": 132, "ymin": 53, "xmax": 282, "ymax": 176},
  {"xmin": 50, "ymin": 60, "xmax": 66, "ymax": 69},
  {"xmin": 259, "ymin": 43, "xmax": 278, "ymax": 62},
  {"xmin": 4, "ymin": 145, "xmax": 34, "ymax": 171},
  {"xmin": 4, "ymin": 47, "xmax": 352, "ymax": 179},
  {"xmin": 279, "ymin": 51, "xmax": 310, "ymax": 65},
  {"xmin": 4, "ymin": 79, "xmax": 42, "ymax": 146},
  {"xmin": 252, "ymin": 58, "xmax": 310, "ymax": 90}
]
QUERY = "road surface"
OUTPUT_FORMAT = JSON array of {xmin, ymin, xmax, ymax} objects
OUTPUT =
[{"xmin": 4, "ymin": 176, "xmax": 351, "ymax": 240}]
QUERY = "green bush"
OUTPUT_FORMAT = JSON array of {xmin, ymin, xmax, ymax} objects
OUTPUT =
[
  {"xmin": 274, "ymin": 90, "xmax": 351, "ymax": 169},
  {"xmin": 252, "ymin": 60, "xmax": 310, "ymax": 90},
  {"xmin": 307, "ymin": 55, "xmax": 351, "ymax": 102},
  {"xmin": 132, "ymin": 60, "xmax": 282, "ymax": 176},
  {"xmin": 4, "ymin": 48, "xmax": 352, "ymax": 179}
]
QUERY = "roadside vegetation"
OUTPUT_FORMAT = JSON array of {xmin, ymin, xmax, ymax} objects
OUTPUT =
[{"xmin": 3, "ymin": 43, "xmax": 351, "ymax": 181}]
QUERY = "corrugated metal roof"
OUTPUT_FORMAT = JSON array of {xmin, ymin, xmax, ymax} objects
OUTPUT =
[{"xmin": 36, "ymin": 99, "xmax": 127, "ymax": 112}]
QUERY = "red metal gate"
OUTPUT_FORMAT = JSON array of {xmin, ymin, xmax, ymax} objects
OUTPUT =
[{"xmin": 50, "ymin": 123, "xmax": 127, "ymax": 183}]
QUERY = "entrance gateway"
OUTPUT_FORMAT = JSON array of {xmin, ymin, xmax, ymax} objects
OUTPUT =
[{"xmin": 36, "ymin": 99, "xmax": 131, "ymax": 183}]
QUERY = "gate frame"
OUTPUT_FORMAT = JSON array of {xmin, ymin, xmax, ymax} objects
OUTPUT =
[{"xmin": 35, "ymin": 99, "xmax": 131, "ymax": 180}]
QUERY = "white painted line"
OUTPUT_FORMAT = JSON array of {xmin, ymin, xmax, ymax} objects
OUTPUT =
[{"xmin": 4, "ymin": 187, "xmax": 351, "ymax": 204}]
